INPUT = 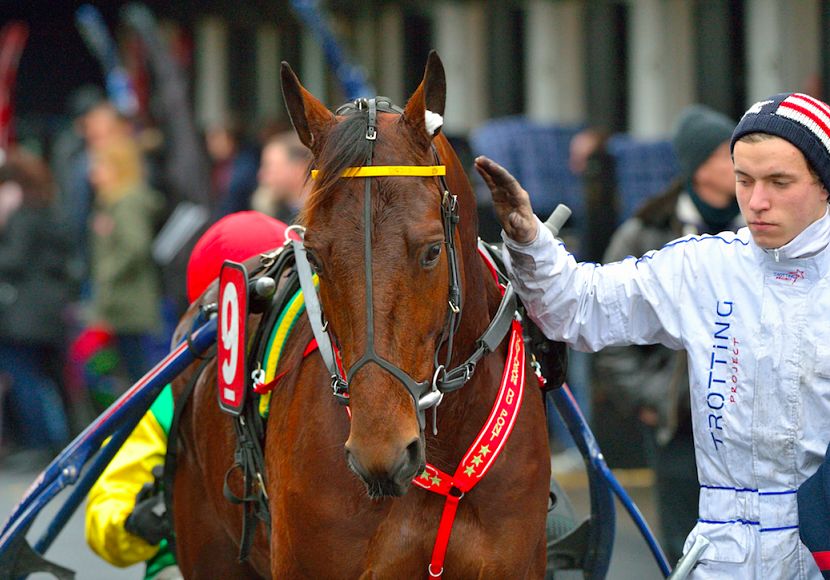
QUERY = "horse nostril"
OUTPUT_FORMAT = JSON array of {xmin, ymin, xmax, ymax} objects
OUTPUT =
[
  {"xmin": 397, "ymin": 437, "xmax": 423, "ymax": 480},
  {"xmin": 405, "ymin": 438, "xmax": 421, "ymax": 465},
  {"xmin": 344, "ymin": 445, "xmax": 364, "ymax": 478}
]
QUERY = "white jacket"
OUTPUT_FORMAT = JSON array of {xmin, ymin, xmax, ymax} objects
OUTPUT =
[{"xmin": 504, "ymin": 210, "xmax": 830, "ymax": 579}]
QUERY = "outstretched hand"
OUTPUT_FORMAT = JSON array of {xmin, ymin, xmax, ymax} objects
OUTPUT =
[{"xmin": 474, "ymin": 156, "xmax": 538, "ymax": 244}]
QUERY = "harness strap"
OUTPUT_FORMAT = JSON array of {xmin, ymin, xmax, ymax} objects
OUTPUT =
[
  {"xmin": 435, "ymin": 284, "xmax": 516, "ymax": 393},
  {"xmin": 417, "ymin": 319, "xmax": 527, "ymax": 578},
  {"xmin": 223, "ymin": 408, "xmax": 271, "ymax": 562},
  {"xmin": 293, "ymin": 238, "xmax": 345, "ymax": 401},
  {"xmin": 310, "ymin": 165, "xmax": 445, "ymax": 179}
]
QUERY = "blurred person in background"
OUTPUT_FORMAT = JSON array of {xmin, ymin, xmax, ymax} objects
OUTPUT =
[
  {"xmin": 251, "ymin": 131, "xmax": 311, "ymax": 223},
  {"xmin": 205, "ymin": 118, "xmax": 259, "ymax": 218},
  {"xmin": 595, "ymin": 105, "xmax": 741, "ymax": 563},
  {"xmin": 88, "ymin": 137, "xmax": 164, "ymax": 386},
  {"xmin": 0, "ymin": 147, "xmax": 72, "ymax": 468},
  {"xmin": 55, "ymin": 98, "xmax": 134, "ymax": 289}
]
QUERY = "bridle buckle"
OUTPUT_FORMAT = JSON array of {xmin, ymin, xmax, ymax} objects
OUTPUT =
[{"xmin": 331, "ymin": 376, "xmax": 350, "ymax": 405}]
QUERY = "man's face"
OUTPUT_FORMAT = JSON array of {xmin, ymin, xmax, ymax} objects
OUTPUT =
[
  {"xmin": 733, "ymin": 136, "xmax": 828, "ymax": 249},
  {"xmin": 258, "ymin": 143, "xmax": 304, "ymax": 204},
  {"xmin": 695, "ymin": 142, "xmax": 737, "ymax": 208}
]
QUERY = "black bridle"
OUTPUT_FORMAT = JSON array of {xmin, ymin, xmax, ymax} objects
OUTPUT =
[{"xmin": 293, "ymin": 97, "xmax": 516, "ymax": 432}]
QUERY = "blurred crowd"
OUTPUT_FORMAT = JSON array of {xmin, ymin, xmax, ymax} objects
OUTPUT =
[{"xmin": 0, "ymin": 85, "xmax": 311, "ymax": 471}]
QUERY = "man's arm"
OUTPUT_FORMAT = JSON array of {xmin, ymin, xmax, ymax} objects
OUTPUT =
[
  {"xmin": 476, "ymin": 156, "xmax": 685, "ymax": 353},
  {"xmin": 85, "ymin": 411, "xmax": 167, "ymax": 568}
]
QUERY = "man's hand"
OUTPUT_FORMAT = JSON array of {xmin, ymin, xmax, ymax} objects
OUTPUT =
[
  {"xmin": 474, "ymin": 156, "xmax": 538, "ymax": 244},
  {"xmin": 124, "ymin": 465, "xmax": 170, "ymax": 546}
]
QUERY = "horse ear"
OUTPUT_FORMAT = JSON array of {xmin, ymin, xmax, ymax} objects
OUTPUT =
[
  {"xmin": 401, "ymin": 50, "xmax": 446, "ymax": 142},
  {"xmin": 280, "ymin": 62, "xmax": 335, "ymax": 153}
]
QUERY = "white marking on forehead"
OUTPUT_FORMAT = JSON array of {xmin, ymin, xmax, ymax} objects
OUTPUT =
[{"xmin": 425, "ymin": 109, "xmax": 443, "ymax": 136}]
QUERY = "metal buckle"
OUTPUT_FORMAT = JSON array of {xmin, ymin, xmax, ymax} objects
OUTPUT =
[
  {"xmin": 332, "ymin": 376, "xmax": 350, "ymax": 405},
  {"xmin": 284, "ymin": 224, "xmax": 306, "ymax": 242},
  {"xmin": 251, "ymin": 367, "xmax": 266, "ymax": 391},
  {"xmin": 366, "ymin": 126, "xmax": 377, "ymax": 141}
]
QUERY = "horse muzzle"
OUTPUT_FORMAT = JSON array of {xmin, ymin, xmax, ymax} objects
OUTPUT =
[{"xmin": 344, "ymin": 436, "xmax": 425, "ymax": 499}]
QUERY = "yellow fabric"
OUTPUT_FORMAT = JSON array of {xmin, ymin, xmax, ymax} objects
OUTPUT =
[
  {"xmin": 310, "ymin": 165, "xmax": 446, "ymax": 179},
  {"xmin": 85, "ymin": 411, "xmax": 167, "ymax": 568},
  {"xmin": 258, "ymin": 280, "xmax": 314, "ymax": 418}
]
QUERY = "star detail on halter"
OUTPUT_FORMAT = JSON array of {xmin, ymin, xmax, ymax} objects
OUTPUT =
[
  {"xmin": 430, "ymin": 475, "xmax": 442, "ymax": 486},
  {"xmin": 471, "ymin": 455, "xmax": 483, "ymax": 467},
  {"xmin": 479, "ymin": 444, "xmax": 491, "ymax": 457},
  {"xmin": 420, "ymin": 470, "xmax": 431, "ymax": 481},
  {"xmin": 464, "ymin": 465, "xmax": 475, "ymax": 477}
]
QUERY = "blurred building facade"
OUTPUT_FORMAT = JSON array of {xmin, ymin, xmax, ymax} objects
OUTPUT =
[{"xmin": 4, "ymin": 0, "xmax": 830, "ymax": 143}]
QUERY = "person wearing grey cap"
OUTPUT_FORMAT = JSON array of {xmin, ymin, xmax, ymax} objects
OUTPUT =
[
  {"xmin": 596, "ymin": 104, "xmax": 742, "ymax": 564},
  {"xmin": 475, "ymin": 91, "xmax": 830, "ymax": 578}
]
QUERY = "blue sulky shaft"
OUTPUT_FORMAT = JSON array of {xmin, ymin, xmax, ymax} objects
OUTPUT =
[
  {"xmin": 552, "ymin": 383, "xmax": 672, "ymax": 578},
  {"xmin": 0, "ymin": 316, "xmax": 217, "ymax": 565}
]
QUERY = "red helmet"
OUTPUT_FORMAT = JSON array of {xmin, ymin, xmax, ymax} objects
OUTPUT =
[{"xmin": 186, "ymin": 211, "xmax": 288, "ymax": 303}]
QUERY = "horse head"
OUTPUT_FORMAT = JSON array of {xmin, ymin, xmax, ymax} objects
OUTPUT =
[{"xmin": 282, "ymin": 52, "xmax": 477, "ymax": 498}]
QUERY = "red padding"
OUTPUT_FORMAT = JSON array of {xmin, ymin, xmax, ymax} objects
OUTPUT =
[{"xmin": 814, "ymin": 551, "xmax": 830, "ymax": 571}]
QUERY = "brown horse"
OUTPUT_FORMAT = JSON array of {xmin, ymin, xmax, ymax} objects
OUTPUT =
[{"xmin": 170, "ymin": 52, "xmax": 550, "ymax": 578}]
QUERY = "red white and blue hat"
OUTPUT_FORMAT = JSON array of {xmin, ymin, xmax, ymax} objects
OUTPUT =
[{"xmin": 731, "ymin": 92, "xmax": 830, "ymax": 192}]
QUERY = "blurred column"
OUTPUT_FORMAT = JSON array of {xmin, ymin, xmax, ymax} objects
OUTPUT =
[
  {"xmin": 378, "ymin": 5, "xmax": 404, "ymax": 104},
  {"xmin": 353, "ymin": 12, "xmax": 378, "ymax": 99},
  {"xmin": 693, "ymin": 0, "xmax": 744, "ymax": 119},
  {"xmin": 433, "ymin": 1, "xmax": 487, "ymax": 135},
  {"xmin": 745, "ymin": 0, "xmax": 820, "ymax": 103},
  {"xmin": 487, "ymin": 1, "xmax": 523, "ymax": 117},
  {"xmin": 525, "ymin": 0, "xmax": 586, "ymax": 124},
  {"xmin": 627, "ymin": 0, "xmax": 694, "ymax": 138},
  {"xmin": 256, "ymin": 24, "xmax": 281, "ymax": 120},
  {"xmin": 585, "ymin": 0, "xmax": 627, "ymax": 133},
  {"xmin": 195, "ymin": 17, "xmax": 229, "ymax": 128},
  {"xmin": 301, "ymin": 29, "xmax": 327, "ymax": 104}
]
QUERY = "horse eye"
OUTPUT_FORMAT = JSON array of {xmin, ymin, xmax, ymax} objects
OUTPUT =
[
  {"xmin": 422, "ymin": 243, "xmax": 442, "ymax": 268},
  {"xmin": 306, "ymin": 250, "xmax": 323, "ymax": 275}
]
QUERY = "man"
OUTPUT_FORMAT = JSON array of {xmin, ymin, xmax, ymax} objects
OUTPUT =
[
  {"xmin": 476, "ymin": 92, "xmax": 830, "ymax": 578},
  {"xmin": 596, "ymin": 105, "xmax": 741, "ymax": 563},
  {"xmin": 85, "ymin": 211, "xmax": 288, "ymax": 580},
  {"xmin": 250, "ymin": 131, "xmax": 311, "ymax": 224}
]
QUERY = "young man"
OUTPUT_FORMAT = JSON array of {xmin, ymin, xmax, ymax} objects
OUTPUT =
[{"xmin": 476, "ymin": 92, "xmax": 830, "ymax": 578}]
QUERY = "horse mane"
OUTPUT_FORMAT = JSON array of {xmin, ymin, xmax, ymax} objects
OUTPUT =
[{"xmin": 299, "ymin": 111, "xmax": 373, "ymax": 226}]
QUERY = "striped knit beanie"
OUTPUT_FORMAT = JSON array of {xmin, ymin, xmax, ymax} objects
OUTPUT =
[{"xmin": 731, "ymin": 93, "xmax": 830, "ymax": 192}]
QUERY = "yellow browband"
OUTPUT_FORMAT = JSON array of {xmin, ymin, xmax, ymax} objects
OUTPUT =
[{"xmin": 310, "ymin": 165, "xmax": 446, "ymax": 179}]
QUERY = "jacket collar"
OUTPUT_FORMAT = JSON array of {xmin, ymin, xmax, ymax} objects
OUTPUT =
[{"xmin": 760, "ymin": 206, "xmax": 830, "ymax": 262}]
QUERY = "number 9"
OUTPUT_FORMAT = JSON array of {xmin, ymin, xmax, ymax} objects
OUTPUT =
[{"xmin": 221, "ymin": 282, "xmax": 239, "ymax": 385}]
